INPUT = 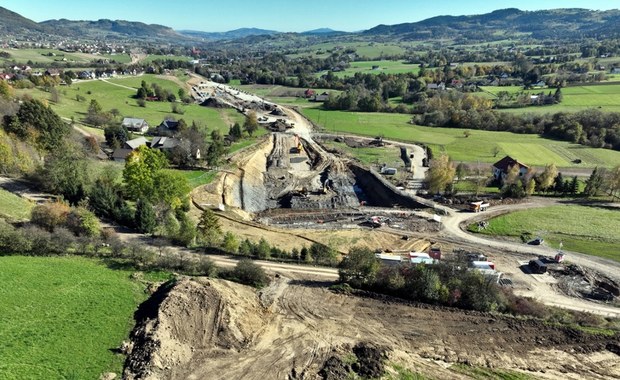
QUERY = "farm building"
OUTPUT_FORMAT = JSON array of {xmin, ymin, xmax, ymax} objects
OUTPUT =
[{"xmin": 492, "ymin": 155, "xmax": 529, "ymax": 182}]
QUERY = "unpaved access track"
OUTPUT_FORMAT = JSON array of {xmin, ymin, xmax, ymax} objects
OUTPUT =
[{"xmin": 124, "ymin": 277, "xmax": 620, "ymax": 380}]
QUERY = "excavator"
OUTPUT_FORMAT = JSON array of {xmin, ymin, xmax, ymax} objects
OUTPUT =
[{"xmin": 291, "ymin": 134, "xmax": 303, "ymax": 154}]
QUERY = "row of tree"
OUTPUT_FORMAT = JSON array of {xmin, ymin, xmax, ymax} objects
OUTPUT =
[{"xmin": 413, "ymin": 92, "xmax": 620, "ymax": 151}]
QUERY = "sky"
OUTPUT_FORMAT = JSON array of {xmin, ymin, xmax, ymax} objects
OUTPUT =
[{"xmin": 2, "ymin": 0, "xmax": 619, "ymax": 32}]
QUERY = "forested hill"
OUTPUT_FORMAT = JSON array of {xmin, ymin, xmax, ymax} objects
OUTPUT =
[
  {"xmin": 40, "ymin": 19, "xmax": 186, "ymax": 41},
  {"xmin": 364, "ymin": 8, "xmax": 620, "ymax": 41},
  {"xmin": 0, "ymin": 6, "xmax": 46, "ymax": 34},
  {"xmin": 0, "ymin": 6, "xmax": 189, "ymax": 42}
]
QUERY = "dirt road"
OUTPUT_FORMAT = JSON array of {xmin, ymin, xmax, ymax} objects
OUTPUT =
[
  {"xmin": 440, "ymin": 198, "xmax": 620, "ymax": 283},
  {"xmin": 124, "ymin": 276, "xmax": 620, "ymax": 380}
]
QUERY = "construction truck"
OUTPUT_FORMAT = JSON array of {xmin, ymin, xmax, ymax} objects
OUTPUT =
[{"xmin": 469, "ymin": 201, "xmax": 490, "ymax": 212}]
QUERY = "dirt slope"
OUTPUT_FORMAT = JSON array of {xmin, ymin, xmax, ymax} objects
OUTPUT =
[{"xmin": 124, "ymin": 277, "xmax": 620, "ymax": 380}]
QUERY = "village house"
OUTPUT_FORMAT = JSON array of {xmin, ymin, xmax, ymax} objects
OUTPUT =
[
  {"xmin": 150, "ymin": 136, "xmax": 179, "ymax": 152},
  {"xmin": 492, "ymin": 155, "xmax": 529, "ymax": 182},
  {"xmin": 111, "ymin": 137, "xmax": 148, "ymax": 162},
  {"xmin": 157, "ymin": 119, "xmax": 181, "ymax": 136},
  {"xmin": 426, "ymin": 82, "xmax": 446, "ymax": 91},
  {"xmin": 121, "ymin": 118, "xmax": 149, "ymax": 134}
]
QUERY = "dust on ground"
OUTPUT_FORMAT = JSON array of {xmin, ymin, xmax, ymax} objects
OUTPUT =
[{"xmin": 123, "ymin": 277, "xmax": 620, "ymax": 380}]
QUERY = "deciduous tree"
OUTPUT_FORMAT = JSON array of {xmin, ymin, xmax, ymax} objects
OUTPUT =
[
  {"xmin": 338, "ymin": 246, "xmax": 380, "ymax": 287},
  {"xmin": 123, "ymin": 145, "xmax": 168, "ymax": 200},
  {"xmin": 425, "ymin": 154, "xmax": 456, "ymax": 194},
  {"xmin": 538, "ymin": 163, "xmax": 558, "ymax": 193},
  {"xmin": 243, "ymin": 111, "xmax": 259, "ymax": 136}
]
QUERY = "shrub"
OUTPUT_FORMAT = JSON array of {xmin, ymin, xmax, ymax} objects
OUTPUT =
[
  {"xmin": 226, "ymin": 259, "xmax": 269, "ymax": 288},
  {"xmin": 30, "ymin": 201, "xmax": 70, "ymax": 232},
  {"xmin": 66, "ymin": 207, "xmax": 100, "ymax": 237},
  {"xmin": 222, "ymin": 232, "xmax": 239, "ymax": 253},
  {"xmin": 310, "ymin": 242, "xmax": 338, "ymax": 266}
]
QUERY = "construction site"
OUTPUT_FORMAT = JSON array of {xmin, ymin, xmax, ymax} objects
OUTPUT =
[{"xmin": 118, "ymin": 77, "xmax": 620, "ymax": 380}]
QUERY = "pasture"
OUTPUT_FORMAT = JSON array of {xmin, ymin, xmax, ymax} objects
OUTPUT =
[
  {"xmin": 0, "ymin": 48, "xmax": 130, "ymax": 65},
  {"xmin": 472, "ymin": 204, "xmax": 620, "ymax": 261},
  {"xmin": 169, "ymin": 169, "xmax": 217, "ymax": 188},
  {"xmin": 317, "ymin": 60, "xmax": 420, "ymax": 78},
  {"xmin": 291, "ymin": 42, "xmax": 407, "ymax": 60},
  {"xmin": 480, "ymin": 83, "xmax": 620, "ymax": 113},
  {"xmin": 302, "ymin": 108, "xmax": 620, "ymax": 168},
  {"xmin": 20, "ymin": 74, "xmax": 245, "ymax": 135},
  {"xmin": 0, "ymin": 256, "xmax": 147, "ymax": 379}
]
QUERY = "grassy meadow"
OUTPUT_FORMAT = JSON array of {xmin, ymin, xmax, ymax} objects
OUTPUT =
[
  {"xmin": 289, "ymin": 42, "xmax": 407, "ymax": 60},
  {"xmin": 480, "ymin": 83, "xmax": 620, "ymax": 113},
  {"xmin": 169, "ymin": 169, "xmax": 217, "ymax": 188},
  {"xmin": 302, "ymin": 108, "xmax": 620, "ymax": 168},
  {"xmin": 317, "ymin": 60, "xmax": 420, "ymax": 78},
  {"xmin": 470, "ymin": 204, "xmax": 620, "ymax": 261},
  {"xmin": 0, "ymin": 189, "xmax": 33, "ymax": 221},
  {"xmin": 0, "ymin": 48, "xmax": 130, "ymax": 65},
  {"xmin": 0, "ymin": 256, "xmax": 147, "ymax": 379},
  {"xmin": 19, "ymin": 74, "xmax": 245, "ymax": 135}
]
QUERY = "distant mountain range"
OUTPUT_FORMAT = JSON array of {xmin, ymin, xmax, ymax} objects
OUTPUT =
[
  {"xmin": 1, "ymin": 6, "xmax": 619, "ymax": 44},
  {"xmin": 178, "ymin": 28, "xmax": 279, "ymax": 40},
  {"xmin": 364, "ymin": 8, "xmax": 620, "ymax": 40},
  {"xmin": 0, "ymin": 6, "xmax": 186, "ymax": 42}
]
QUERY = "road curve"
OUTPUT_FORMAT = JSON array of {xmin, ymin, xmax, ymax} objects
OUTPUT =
[{"xmin": 439, "ymin": 198, "xmax": 620, "ymax": 283}]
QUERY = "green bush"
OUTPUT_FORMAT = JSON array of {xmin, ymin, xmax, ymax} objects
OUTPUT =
[{"xmin": 225, "ymin": 259, "xmax": 269, "ymax": 288}]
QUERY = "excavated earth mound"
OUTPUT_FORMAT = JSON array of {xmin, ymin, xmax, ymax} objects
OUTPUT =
[{"xmin": 124, "ymin": 277, "xmax": 620, "ymax": 380}]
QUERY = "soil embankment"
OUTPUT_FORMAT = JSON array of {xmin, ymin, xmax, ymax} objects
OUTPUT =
[{"xmin": 124, "ymin": 277, "xmax": 620, "ymax": 380}]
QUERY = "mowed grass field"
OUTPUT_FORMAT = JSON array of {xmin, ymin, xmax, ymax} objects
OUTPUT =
[
  {"xmin": 0, "ymin": 256, "xmax": 147, "ymax": 379},
  {"xmin": 480, "ymin": 83, "xmax": 620, "ymax": 113},
  {"xmin": 19, "ymin": 74, "xmax": 245, "ymax": 135},
  {"xmin": 302, "ymin": 108, "xmax": 620, "ymax": 168},
  {"xmin": 290, "ymin": 42, "xmax": 407, "ymax": 60},
  {"xmin": 317, "ymin": 60, "xmax": 420, "ymax": 78},
  {"xmin": 0, "ymin": 189, "xmax": 33, "ymax": 221},
  {"xmin": 0, "ymin": 48, "xmax": 130, "ymax": 65},
  {"xmin": 474, "ymin": 205, "xmax": 620, "ymax": 261}
]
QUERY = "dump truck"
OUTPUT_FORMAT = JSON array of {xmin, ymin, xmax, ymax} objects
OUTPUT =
[{"xmin": 469, "ymin": 201, "xmax": 490, "ymax": 212}]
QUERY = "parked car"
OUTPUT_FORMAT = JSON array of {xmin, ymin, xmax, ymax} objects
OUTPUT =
[{"xmin": 529, "ymin": 237, "xmax": 544, "ymax": 245}]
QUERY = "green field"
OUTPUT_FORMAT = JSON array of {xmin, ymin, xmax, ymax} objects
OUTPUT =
[
  {"xmin": 480, "ymin": 83, "xmax": 620, "ymax": 113},
  {"xmin": 142, "ymin": 54, "xmax": 191, "ymax": 63},
  {"xmin": 19, "ymin": 74, "xmax": 245, "ymax": 134},
  {"xmin": 472, "ymin": 205, "xmax": 620, "ymax": 261},
  {"xmin": 169, "ymin": 169, "xmax": 217, "ymax": 188},
  {"xmin": 0, "ymin": 48, "xmax": 130, "ymax": 66},
  {"xmin": 290, "ymin": 42, "xmax": 407, "ymax": 60},
  {"xmin": 0, "ymin": 189, "xmax": 33, "ymax": 221},
  {"xmin": 302, "ymin": 108, "xmax": 620, "ymax": 168},
  {"xmin": 0, "ymin": 256, "xmax": 147, "ymax": 379},
  {"xmin": 317, "ymin": 60, "xmax": 420, "ymax": 78}
]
